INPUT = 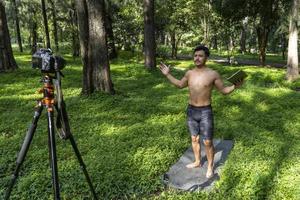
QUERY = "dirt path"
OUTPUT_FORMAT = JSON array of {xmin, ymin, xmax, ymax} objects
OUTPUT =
[
  {"xmin": 210, "ymin": 55, "xmax": 286, "ymax": 68},
  {"xmin": 173, "ymin": 54, "xmax": 286, "ymax": 68}
]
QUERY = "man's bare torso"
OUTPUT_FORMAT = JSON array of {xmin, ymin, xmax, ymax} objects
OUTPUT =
[{"xmin": 186, "ymin": 67, "xmax": 217, "ymax": 106}]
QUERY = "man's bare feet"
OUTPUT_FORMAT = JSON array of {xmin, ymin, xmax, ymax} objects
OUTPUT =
[
  {"xmin": 206, "ymin": 166, "xmax": 214, "ymax": 178},
  {"xmin": 186, "ymin": 161, "xmax": 201, "ymax": 168}
]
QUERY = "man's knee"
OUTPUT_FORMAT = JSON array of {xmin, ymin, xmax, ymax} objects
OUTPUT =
[
  {"xmin": 191, "ymin": 135, "xmax": 199, "ymax": 143},
  {"xmin": 203, "ymin": 139, "xmax": 213, "ymax": 146}
]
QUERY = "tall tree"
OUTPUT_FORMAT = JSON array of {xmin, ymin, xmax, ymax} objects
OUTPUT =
[
  {"xmin": 0, "ymin": 0, "xmax": 18, "ymax": 71},
  {"xmin": 105, "ymin": 0, "xmax": 117, "ymax": 59},
  {"xmin": 76, "ymin": 0, "xmax": 115, "ymax": 95},
  {"xmin": 30, "ymin": 10, "xmax": 38, "ymax": 54},
  {"xmin": 239, "ymin": 18, "xmax": 248, "ymax": 54},
  {"xmin": 12, "ymin": 0, "xmax": 22, "ymax": 52},
  {"xmin": 41, "ymin": 0, "xmax": 51, "ymax": 49},
  {"xmin": 143, "ymin": 0, "xmax": 156, "ymax": 69},
  {"xmin": 49, "ymin": 0, "xmax": 59, "ymax": 52},
  {"xmin": 286, "ymin": 0, "xmax": 299, "ymax": 81},
  {"xmin": 70, "ymin": 2, "xmax": 80, "ymax": 57}
]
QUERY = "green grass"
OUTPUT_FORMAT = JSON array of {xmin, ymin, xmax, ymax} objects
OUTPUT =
[{"xmin": 1, "ymin": 51, "xmax": 300, "ymax": 199}]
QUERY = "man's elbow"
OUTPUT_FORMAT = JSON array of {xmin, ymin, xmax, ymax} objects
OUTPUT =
[{"xmin": 177, "ymin": 83, "xmax": 187, "ymax": 89}]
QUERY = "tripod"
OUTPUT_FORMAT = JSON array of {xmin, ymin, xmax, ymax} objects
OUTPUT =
[{"xmin": 5, "ymin": 71, "xmax": 98, "ymax": 200}]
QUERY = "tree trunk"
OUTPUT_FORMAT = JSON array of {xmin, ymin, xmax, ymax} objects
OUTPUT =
[
  {"xmin": 12, "ymin": 0, "xmax": 22, "ymax": 52},
  {"xmin": 29, "ymin": 5, "xmax": 38, "ymax": 54},
  {"xmin": 0, "ymin": 1, "xmax": 18, "ymax": 71},
  {"xmin": 158, "ymin": 30, "xmax": 165, "ymax": 45},
  {"xmin": 281, "ymin": 33, "xmax": 286, "ymax": 60},
  {"xmin": 165, "ymin": 34, "xmax": 169, "ymax": 45},
  {"xmin": 70, "ymin": 2, "xmax": 80, "ymax": 57},
  {"xmin": 240, "ymin": 28, "xmax": 246, "ymax": 54},
  {"xmin": 31, "ymin": 20, "xmax": 38, "ymax": 54},
  {"xmin": 211, "ymin": 36, "xmax": 217, "ymax": 50},
  {"xmin": 41, "ymin": 0, "xmax": 51, "ymax": 49},
  {"xmin": 240, "ymin": 19, "xmax": 247, "ymax": 54},
  {"xmin": 143, "ymin": 0, "xmax": 156, "ymax": 69},
  {"xmin": 49, "ymin": 0, "xmax": 59, "ymax": 52},
  {"xmin": 256, "ymin": 26, "xmax": 269, "ymax": 66},
  {"xmin": 286, "ymin": 0, "xmax": 299, "ymax": 81},
  {"xmin": 170, "ymin": 31, "xmax": 177, "ymax": 59},
  {"xmin": 203, "ymin": 16, "xmax": 209, "ymax": 46},
  {"xmin": 105, "ymin": 0, "xmax": 117, "ymax": 59},
  {"xmin": 76, "ymin": 0, "xmax": 115, "ymax": 95}
]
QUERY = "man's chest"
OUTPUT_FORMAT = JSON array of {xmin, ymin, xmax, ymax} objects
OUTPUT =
[{"xmin": 188, "ymin": 73, "xmax": 215, "ymax": 88}]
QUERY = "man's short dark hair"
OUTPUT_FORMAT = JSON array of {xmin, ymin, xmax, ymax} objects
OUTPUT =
[{"xmin": 193, "ymin": 45, "xmax": 210, "ymax": 57}]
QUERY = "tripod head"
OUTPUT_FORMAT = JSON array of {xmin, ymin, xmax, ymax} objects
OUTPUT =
[{"xmin": 38, "ymin": 71, "xmax": 70, "ymax": 139}]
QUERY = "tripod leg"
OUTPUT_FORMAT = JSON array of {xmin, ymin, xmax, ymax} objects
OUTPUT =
[
  {"xmin": 57, "ymin": 103, "xmax": 98, "ymax": 199},
  {"xmin": 46, "ymin": 108, "xmax": 61, "ymax": 200},
  {"xmin": 5, "ymin": 104, "xmax": 43, "ymax": 200},
  {"xmin": 69, "ymin": 135, "xmax": 98, "ymax": 200}
]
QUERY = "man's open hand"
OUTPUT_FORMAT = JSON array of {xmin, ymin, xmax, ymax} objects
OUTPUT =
[{"xmin": 159, "ymin": 62, "xmax": 170, "ymax": 76}]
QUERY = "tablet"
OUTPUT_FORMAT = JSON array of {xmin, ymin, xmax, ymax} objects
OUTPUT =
[{"xmin": 227, "ymin": 70, "xmax": 247, "ymax": 84}]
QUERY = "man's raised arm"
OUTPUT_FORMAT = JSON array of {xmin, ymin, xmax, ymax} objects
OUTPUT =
[{"xmin": 159, "ymin": 63, "xmax": 188, "ymax": 89}]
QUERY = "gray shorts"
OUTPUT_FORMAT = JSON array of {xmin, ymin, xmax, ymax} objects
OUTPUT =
[{"xmin": 186, "ymin": 104, "xmax": 214, "ymax": 140}]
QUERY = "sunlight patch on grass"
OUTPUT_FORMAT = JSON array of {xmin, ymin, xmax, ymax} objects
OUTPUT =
[
  {"xmin": 152, "ymin": 83, "xmax": 168, "ymax": 89},
  {"xmin": 256, "ymin": 102, "xmax": 269, "ymax": 112},
  {"xmin": 231, "ymin": 89, "xmax": 255, "ymax": 103}
]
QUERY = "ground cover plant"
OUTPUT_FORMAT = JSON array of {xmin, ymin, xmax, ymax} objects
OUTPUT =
[{"xmin": 1, "ymin": 51, "xmax": 300, "ymax": 199}]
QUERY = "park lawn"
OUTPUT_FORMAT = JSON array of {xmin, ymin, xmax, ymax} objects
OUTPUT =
[{"xmin": 1, "ymin": 51, "xmax": 300, "ymax": 199}]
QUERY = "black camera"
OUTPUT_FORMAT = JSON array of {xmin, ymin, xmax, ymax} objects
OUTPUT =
[{"xmin": 32, "ymin": 48, "xmax": 66, "ymax": 73}]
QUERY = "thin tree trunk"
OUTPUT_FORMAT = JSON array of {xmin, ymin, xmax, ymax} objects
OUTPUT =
[
  {"xmin": 240, "ymin": 19, "xmax": 247, "ymax": 54},
  {"xmin": 165, "ymin": 34, "xmax": 169, "ymax": 45},
  {"xmin": 105, "ymin": 0, "xmax": 117, "ymax": 59},
  {"xmin": 29, "ymin": 5, "xmax": 38, "ymax": 54},
  {"xmin": 227, "ymin": 36, "xmax": 235, "ymax": 63},
  {"xmin": 240, "ymin": 28, "xmax": 246, "ymax": 53},
  {"xmin": 204, "ymin": 16, "xmax": 209, "ymax": 45},
  {"xmin": 176, "ymin": 34, "xmax": 182, "ymax": 57},
  {"xmin": 49, "ymin": 0, "xmax": 59, "ymax": 52},
  {"xmin": 281, "ymin": 33, "xmax": 286, "ymax": 60},
  {"xmin": 211, "ymin": 35, "xmax": 217, "ymax": 50},
  {"xmin": 41, "ymin": 0, "xmax": 51, "ymax": 49},
  {"xmin": 31, "ymin": 21, "xmax": 37, "ymax": 54},
  {"xmin": 70, "ymin": 2, "xmax": 79, "ymax": 57},
  {"xmin": 143, "ymin": 0, "xmax": 156, "ymax": 69},
  {"xmin": 286, "ymin": 0, "xmax": 299, "ymax": 81},
  {"xmin": 12, "ymin": 0, "xmax": 22, "ymax": 52},
  {"xmin": 0, "ymin": 1, "xmax": 18, "ymax": 71},
  {"xmin": 257, "ymin": 26, "xmax": 269, "ymax": 66},
  {"xmin": 170, "ymin": 31, "xmax": 176, "ymax": 58}
]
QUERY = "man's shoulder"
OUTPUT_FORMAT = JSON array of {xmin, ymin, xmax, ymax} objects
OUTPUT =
[
  {"xmin": 205, "ymin": 68, "xmax": 219, "ymax": 76},
  {"xmin": 185, "ymin": 69, "xmax": 193, "ymax": 76}
]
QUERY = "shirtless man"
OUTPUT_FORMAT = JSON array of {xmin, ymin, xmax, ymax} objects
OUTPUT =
[{"xmin": 159, "ymin": 45, "xmax": 243, "ymax": 178}]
